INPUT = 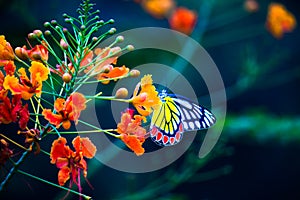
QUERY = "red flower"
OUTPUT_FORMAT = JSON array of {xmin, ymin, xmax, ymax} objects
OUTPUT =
[
  {"xmin": 22, "ymin": 41, "xmax": 49, "ymax": 62},
  {"xmin": 42, "ymin": 92, "xmax": 86, "ymax": 130},
  {"xmin": 117, "ymin": 109, "xmax": 147, "ymax": 156},
  {"xmin": 50, "ymin": 136, "xmax": 97, "ymax": 186},
  {"xmin": 168, "ymin": 7, "xmax": 197, "ymax": 35},
  {"xmin": 0, "ymin": 95, "xmax": 29, "ymax": 130}
]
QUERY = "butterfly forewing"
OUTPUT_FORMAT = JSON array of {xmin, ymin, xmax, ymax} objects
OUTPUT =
[
  {"xmin": 150, "ymin": 97, "xmax": 184, "ymax": 146},
  {"xmin": 172, "ymin": 97, "xmax": 216, "ymax": 130}
]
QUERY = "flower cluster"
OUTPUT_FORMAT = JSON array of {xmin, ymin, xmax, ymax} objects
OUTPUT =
[
  {"xmin": 0, "ymin": 0, "xmax": 163, "ymax": 198},
  {"xmin": 266, "ymin": 3, "xmax": 296, "ymax": 39},
  {"xmin": 50, "ymin": 136, "xmax": 96, "ymax": 187},
  {"xmin": 135, "ymin": 0, "xmax": 197, "ymax": 35}
]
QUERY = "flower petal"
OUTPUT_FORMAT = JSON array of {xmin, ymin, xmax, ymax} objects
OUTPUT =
[
  {"xmin": 72, "ymin": 136, "xmax": 97, "ymax": 159},
  {"xmin": 50, "ymin": 137, "xmax": 70, "ymax": 164},
  {"xmin": 42, "ymin": 109, "xmax": 63, "ymax": 128},
  {"xmin": 121, "ymin": 134, "xmax": 145, "ymax": 156},
  {"xmin": 58, "ymin": 166, "xmax": 71, "ymax": 186}
]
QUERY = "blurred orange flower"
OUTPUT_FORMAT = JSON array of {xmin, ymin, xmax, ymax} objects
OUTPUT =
[
  {"xmin": 266, "ymin": 3, "xmax": 296, "ymax": 39},
  {"xmin": 3, "ymin": 61, "xmax": 49, "ymax": 100},
  {"xmin": 168, "ymin": 7, "xmax": 197, "ymax": 35},
  {"xmin": 42, "ymin": 92, "xmax": 86, "ymax": 130},
  {"xmin": 0, "ymin": 35, "xmax": 14, "ymax": 62},
  {"xmin": 117, "ymin": 109, "xmax": 147, "ymax": 156},
  {"xmin": 131, "ymin": 74, "xmax": 161, "ymax": 116},
  {"xmin": 50, "ymin": 136, "xmax": 96, "ymax": 186},
  {"xmin": 141, "ymin": 0, "xmax": 175, "ymax": 19}
]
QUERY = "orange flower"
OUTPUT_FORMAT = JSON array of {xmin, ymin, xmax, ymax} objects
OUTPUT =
[
  {"xmin": 266, "ymin": 3, "xmax": 296, "ymax": 39},
  {"xmin": 168, "ymin": 7, "xmax": 197, "ymax": 35},
  {"xmin": 0, "ymin": 35, "xmax": 14, "ymax": 62},
  {"xmin": 131, "ymin": 74, "xmax": 161, "ymax": 116},
  {"xmin": 117, "ymin": 109, "xmax": 147, "ymax": 156},
  {"xmin": 50, "ymin": 136, "xmax": 97, "ymax": 186},
  {"xmin": 141, "ymin": 0, "xmax": 175, "ymax": 19},
  {"xmin": 96, "ymin": 65, "xmax": 130, "ymax": 84},
  {"xmin": 42, "ymin": 92, "xmax": 86, "ymax": 130},
  {"xmin": 3, "ymin": 61, "xmax": 49, "ymax": 100},
  {"xmin": 84, "ymin": 47, "xmax": 120, "ymax": 74}
]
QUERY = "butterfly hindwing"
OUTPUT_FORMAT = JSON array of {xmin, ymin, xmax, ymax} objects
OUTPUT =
[{"xmin": 149, "ymin": 90, "xmax": 216, "ymax": 147}]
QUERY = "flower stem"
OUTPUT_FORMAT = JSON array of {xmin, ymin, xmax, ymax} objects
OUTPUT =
[
  {"xmin": 0, "ymin": 134, "xmax": 29, "ymax": 151},
  {"xmin": 17, "ymin": 169, "xmax": 92, "ymax": 200},
  {"xmin": 0, "ymin": 123, "xmax": 50, "ymax": 191}
]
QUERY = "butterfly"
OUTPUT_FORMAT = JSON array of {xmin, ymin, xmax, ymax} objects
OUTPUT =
[{"xmin": 149, "ymin": 89, "xmax": 216, "ymax": 146}]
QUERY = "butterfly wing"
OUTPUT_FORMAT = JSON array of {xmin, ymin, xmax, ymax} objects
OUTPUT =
[
  {"xmin": 149, "ymin": 96, "xmax": 184, "ymax": 146},
  {"xmin": 172, "ymin": 96, "xmax": 216, "ymax": 131}
]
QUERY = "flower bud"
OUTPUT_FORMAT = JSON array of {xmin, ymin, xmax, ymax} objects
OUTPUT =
[
  {"xmin": 129, "ymin": 69, "xmax": 140, "ymax": 77},
  {"xmin": 60, "ymin": 39, "xmax": 69, "ymax": 50},
  {"xmin": 115, "ymin": 88, "xmax": 128, "ymax": 99},
  {"xmin": 44, "ymin": 22, "xmax": 51, "ymax": 27},
  {"xmin": 108, "ymin": 28, "xmax": 116, "ymax": 35},
  {"xmin": 80, "ymin": 25, "xmax": 86, "ymax": 30},
  {"xmin": 126, "ymin": 45, "xmax": 134, "ymax": 51},
  {"xmin": 116, "ymin": 36, "xmax": 124, "ymax": 43},
  {"xmin": 92, "ymin": 37, "xmax": 98, "ymax": 42},
  {"xmin": 33, "ymin": 30, "xmax": 43, "ymax": 38},
  {"xmin": 15, "ymin": 47, "xmax": 28, "ymax": 60},
  {"xmin": 51, "ymin": 20, "xmax": 57, "ymax": 25},
  {"xmin": 108, "ymin": 19, "xmax": 115, "ymax": 24},
  {"xmin": 62, "ymin": 73, "xmax": 72, "ymax": 83},
  {"xmin": 28, "ymin": 33, "xmax": 36, "ymax": 40},
  {"xmin": 44, "ymin": 30, "xmax": 51, "ymax": 36},
  {"xmin": 63, "ymin": 28, "xmax": 68, "ymax": 33},
  {"xmin": 102, "ymin": 65, "xmax": 111, "ymax": 73}
]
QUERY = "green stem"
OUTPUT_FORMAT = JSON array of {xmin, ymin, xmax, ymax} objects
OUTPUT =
[
  {"xmin": 78, "ymin": 119, "xmax": 120, "ymax": 138},
  {"xmin": 17, "ymin": 170, "xmax": 92, "ymax": 200},
  {"xmin": 48, "ymin": 129, "xmax": 117, "ymax": 134},
  {"xmin": 0, "ymin": 123, "xmax": 50, "ymax": 191}
]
